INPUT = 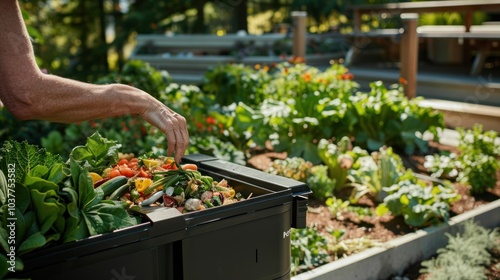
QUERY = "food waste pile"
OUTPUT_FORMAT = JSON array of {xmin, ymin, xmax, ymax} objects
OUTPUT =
[{"xmin": 93, "ymin": 154, "xmax": 248, "ymax": 213}]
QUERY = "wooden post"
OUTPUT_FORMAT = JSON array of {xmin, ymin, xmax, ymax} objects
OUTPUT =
[
  {"xmin": 353, "ymin": 9, "xmax": 362, "ymax": 32},
  {"xmin": 400, "ymin": 13, "xmax": 419, "ymax": 99},
  {"xmin": 292, "ymin": 11, "xmax": 307, "ymax": 59}
]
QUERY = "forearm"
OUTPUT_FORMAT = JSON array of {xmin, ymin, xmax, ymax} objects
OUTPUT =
[
  {"xmin": 0, "ymin": 0, "xmax": 188, "ymax": 162},
  {"xmin": 17, "ymin": 74, "xmax": 153, "ymax": 123},
  {"xmin": 0, "ymin": 0, "xmax": 151, "ymax": 123}
]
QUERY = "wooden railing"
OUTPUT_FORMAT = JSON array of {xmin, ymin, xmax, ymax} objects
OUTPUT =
[{"xmin": 348, "ymin": 0, "xmax": 500, "ymax": 98}]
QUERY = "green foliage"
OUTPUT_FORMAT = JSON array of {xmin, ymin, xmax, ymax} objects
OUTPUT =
[
  {"xmin": 376, "ymin": 179, "xmax": 460, "ymax": 228},
  {"xmin": 0, "ymin": 141, "xmax": 63, "ymax": 183},
  {"xmin": 317, "ymin": 137, "xmax": 355, "ymax": 191},
  {"xmin": 294, "ymin": 136, "xmax": 413, "ymax": 203},
  {"xmin": 290, "ymin": 226, "xmax": 331, "ymax": 276},
  {"xmin": 457, "ymin": 125, "xmax": 500, "ymax": 193},
  {"xmin": 0, "ymin": 142, "xmax": 66, "ymax": 261},
  {"xmin": 424, "ymin": 124, "xmax": 500, "ymax": 194},
  {"xmin": 306, "ymin": 165, "xmax": 335, "ymax": 201},
  {"xmin": 348, "ymin": 146, "xmax": 409, "ymax": 202},
  {"xmin": 325, "ymin": 197, "xmax": 372, "ymax": 219},
  {"xmin": 96, "ymin": 60, "xmax": 171, "ymax": 100},
  {"xmin": 351, "ymin": 81, "xmax": 444, "ymax": 154},
  {"xmin": 290, "ymin": 222, "xmax": 380, "ymax": 275},
  {"xmin": 202, "ymin": 64, "xmax": 270, "ymax": 106},
  {"xmin": 68, "ymin": 132, "xmax": 122, "ymax": 173},
  {"xmin": 201, "ymin": 63, "xmax": 443, "ymax": 163},
  {"xmin": 420, "ymin": 221, "xmax": 500, "ymax": 280}
]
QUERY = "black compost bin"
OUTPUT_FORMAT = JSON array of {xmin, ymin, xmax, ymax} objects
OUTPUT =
[{"xmin": 12, "ymin": 154, "xmax": 310, "ymax": 280}]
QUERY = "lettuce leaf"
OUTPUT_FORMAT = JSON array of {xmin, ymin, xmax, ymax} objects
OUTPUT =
[
  {"xmin": 67, "ymin": 132, "xmax": 138, "ymax": 238},
  {"xmin": 0, "ymin": 140, "xmax": 63, "ymax": 183},
  {"xmin": 69, "ymin": 131, "xmax": 121, "ymax": 173}
]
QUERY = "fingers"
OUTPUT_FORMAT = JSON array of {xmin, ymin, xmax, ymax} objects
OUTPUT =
[
  {"xmin": 142, "ymin": 105, "xmax": 189, "ymax": 163},
  {"xmin": 165, "ymin": 113, "xmax": 188, "ymax": 163}
]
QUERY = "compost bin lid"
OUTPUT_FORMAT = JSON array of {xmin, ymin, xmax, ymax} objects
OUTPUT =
[{"xmin": 182, "ymin": 154, "xmax": 311, "ymax": 196}]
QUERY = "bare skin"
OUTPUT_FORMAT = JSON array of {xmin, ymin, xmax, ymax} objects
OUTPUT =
[{"xmin": 0, "ymin": 0, "xmax": 188, "ymax": 163}]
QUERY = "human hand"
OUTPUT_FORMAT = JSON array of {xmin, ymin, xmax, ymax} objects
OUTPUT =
[{"xmin": 141, "ymin": 102, "xmax": 189, "ymax": 163}]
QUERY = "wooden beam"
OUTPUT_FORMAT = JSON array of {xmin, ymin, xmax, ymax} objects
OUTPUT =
[
  {"xmin": 400, "ymin": 13, "xmax": 419, "ymax": 99},
  {"xmin": 292, "ymin": 11, "xmax": 307, "ymax": 59}
]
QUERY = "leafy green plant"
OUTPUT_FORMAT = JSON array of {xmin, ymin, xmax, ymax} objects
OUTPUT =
[
  {"xmin": 420, "ymin": 220, "xmax": 500, "ymax": 280},
  {"xmin": 0, "ymin": 133, "xmax": 139, "ymax": 278},
  {"xmin": 348, "ymin": 146, "xmax": 410, "ymax": 202},
  {"xmin": 317, "ymin": 136, "xmax": 357, "ymax": 191},
  {"xmin": 376, "ymin": 179, "xmax": 460, "ymax": 228},
  {"xmin": 424, "ymin": 124, "xmax": 500, "ymax": 194},
  {"xmin": 325, "ymin": 197, "xmax": 372, "ymax": 219},
  {"xmin": 202, "ymin": 63, "xmax": 270, "ymax": 107},
  {"xmin": 290, "ymin": 226, "xmax": 331, "ymax": 276},
  {"xmin": 351, "ymin": 81, "xmax": 444, "ymax": 154},
  {"xmin": 306, "ymin": 164, "xmax": 335, "ymax": 201},
  {"xmin": 457, "ymin": 125, "xmax": 500, "ymax": 193}
]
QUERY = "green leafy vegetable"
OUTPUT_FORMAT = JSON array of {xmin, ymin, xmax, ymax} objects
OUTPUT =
[
  {"xmin": 66, "ymin": 133, "xmax": 138, "ymax": 240},
  {"xmin": 376, "ymin": 179, "xmax": 460, "ymax": 228},
  {"xmin": 69, "ymin": 131, "xmax": 122, "ymax": 173},
  {"xmin": 306, "ymin": 165, "xmax": 335, "ymax": 201},
  {"xmin": 424, "ymin": 124, "xmax": 500, "ymax": 194},
  {"xmin": 317, "ymin": 137, "xmax": 356, "ymax": 192},
  {"xmin": 0, "ymin": 140, "xmax": 62, "ymax": 183}
]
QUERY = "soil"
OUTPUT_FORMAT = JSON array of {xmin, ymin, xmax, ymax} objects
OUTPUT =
[{"xmin": 247, "ymin": 141, "xmax": 500, "ymax": 280}]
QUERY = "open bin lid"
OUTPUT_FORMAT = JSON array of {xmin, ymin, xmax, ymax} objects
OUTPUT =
[
  {"xmin": 182, "ymin": 154, "xmax": 311, "ymax": 229},
  {"xmin": 182, "ymin": 154, "xmax": 311, "ymax": 196}
]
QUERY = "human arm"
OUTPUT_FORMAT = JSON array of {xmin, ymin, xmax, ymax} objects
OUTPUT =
[{"xmin": 0, "ymin": 0, "xmax": 188, "ymax": 162}]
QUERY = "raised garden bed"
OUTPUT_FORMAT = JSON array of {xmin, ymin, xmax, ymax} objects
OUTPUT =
[
  {"xmin": 248, "ymin": 129, "xmax": 500, "ymax": 279},
  {"xmin": 293, "ymin": 198, "xmax": 500, "ymax": 280}
]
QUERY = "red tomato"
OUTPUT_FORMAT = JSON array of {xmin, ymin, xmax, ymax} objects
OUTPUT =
[
  {"xmin": 119, "ymin": 167, "xmax": 136, "ymax": 178},
  {"xmin": 127, "ymin": 161, "xmax": 139, "ymax": 169},
  {"xmin": 118, "ymin": 158, "xmax": 129, "ymax": 166},
  {"xmin": 109, "ymin": 169, "xmax": 121, "ymax": 178},
  {"xmin": 129, "ymin": 158, "xmax": 139, "ymax": 163}
]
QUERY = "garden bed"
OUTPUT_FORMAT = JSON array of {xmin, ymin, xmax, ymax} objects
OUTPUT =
[
  {"xmin": 293, "ymin": 198, "xmax": 500, "ymax": 280},
  {"xmin": 248, "ymin": 134, "xmax": 500, "ymax": 279}
]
